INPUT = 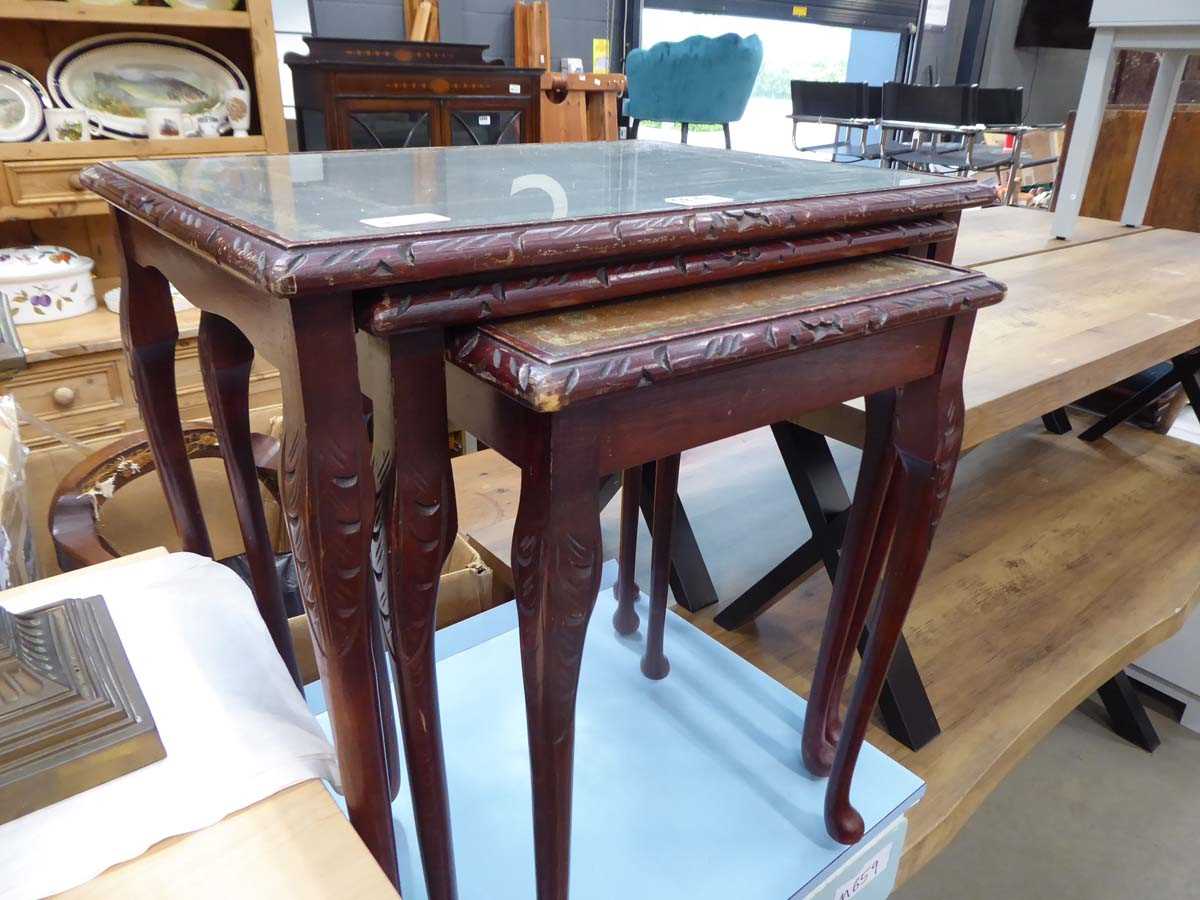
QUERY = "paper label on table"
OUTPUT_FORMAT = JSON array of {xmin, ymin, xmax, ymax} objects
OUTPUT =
[
  {"xmin": 360, "ymin": 212, "xmax": 451, "ymax": 228},
  {"xmin": 478, "ymin": 115, "xmax": 492, "ymax": 125},
  {"xmin": 509, "ymin": 84, "xmax": 521, "ymax": 94},
  {"xmin": 835, "ymin": 843, "xmax": 892, "ymax": 900},
  {"xmin": 664, "ymin": 194, "xmax": 734, "ymax": 207}
]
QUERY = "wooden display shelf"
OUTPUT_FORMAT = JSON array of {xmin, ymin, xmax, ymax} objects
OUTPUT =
[
  {"xmin": 13, "ymin": 277, "xmax": 202, "ymax": 365},
  {"xmin": 1, "ymin": 136, "xmax": 269, "ymax": 219},
  {"xmin": 0, "ymin": 0, "xmax": 251, "ymax": 28},
  {"xmin": 0, "ymin": 135, "xmax": 268, "ymax": 164}
]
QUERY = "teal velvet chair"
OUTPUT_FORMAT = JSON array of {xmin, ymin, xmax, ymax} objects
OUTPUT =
[{"xmin": 625, "ymin": 33, "xmax": 763, "ymax": 149}]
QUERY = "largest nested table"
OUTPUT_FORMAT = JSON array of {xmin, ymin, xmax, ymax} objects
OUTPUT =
[{"xmin": 82, "ymin": 142, "xmax": 993, "ymax": 890}]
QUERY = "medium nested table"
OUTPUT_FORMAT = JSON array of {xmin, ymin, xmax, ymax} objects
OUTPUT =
[{"xmin": 83, "ymin": 142, "xmax": 993, "ymax": 895}]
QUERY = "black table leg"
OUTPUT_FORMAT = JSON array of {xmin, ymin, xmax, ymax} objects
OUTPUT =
[
  {"xmin": 714, "ymin": 524, "xmax": 843, "ymax": 629},
  {"xmin": 1098, "ymin": 672, "xmax": 1160, "ymax": 752},
  {"xmin": 1079, "ymin": 348, "xmax": 1200, "ymax": 443},
  {"xmin": 1078, "ymin": 368, "xmax": 1180, "ymax": 442},
  {"xmin": 1042, "ymin": 408, "xmax": 1073, "ymax": 434},
  {"xmin": 717, "ymin": 422, "xmax": 941, "ymax": 752},
  {"xmin": 639, "ymin": 460, "xmax": 720, "ymax": 613}
]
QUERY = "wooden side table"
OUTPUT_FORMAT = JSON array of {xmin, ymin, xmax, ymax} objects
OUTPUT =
[
  {"xmin": 440, "ymin": 256, "xmax": 1003, "ymax": 894},
  {"xmin": 83, "ymin": 142, "xmax": 993, "ymax": 897}
]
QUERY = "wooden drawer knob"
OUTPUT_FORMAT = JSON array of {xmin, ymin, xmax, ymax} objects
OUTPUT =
[
  {"xmin": 52, "ymin": 386, "xmax": 77, "ymax": 408},
  {"xmin": 67, "ymin": 173, "xmax": 84, "ymax": 191}
]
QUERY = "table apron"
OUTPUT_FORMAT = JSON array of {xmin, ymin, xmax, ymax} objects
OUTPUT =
[
  {"xmin": 444, "ymin": 317, "xmax": 949, "ymax": 475},
  {"xmin": 125, "ymin": 218, "xmax": 298, "ymax": 369}
]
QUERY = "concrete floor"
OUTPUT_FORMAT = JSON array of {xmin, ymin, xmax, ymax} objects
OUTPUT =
[{"xmin": 894, "ymin": 701, "xmax": 1200, "ymax": 900}]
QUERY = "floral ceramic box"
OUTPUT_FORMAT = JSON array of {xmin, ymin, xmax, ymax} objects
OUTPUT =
[{"xmin": 0, "ymin": 246, "xmax": 97, "ymax": 325}]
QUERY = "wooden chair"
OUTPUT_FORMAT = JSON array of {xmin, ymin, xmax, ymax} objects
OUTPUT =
[
  {"xmin": 49, "ymin": 422, "xmax": 404, "ymax": 795},
  {"xmin": 50, "ymin": 423, "xmax": 281, "ymax": 568},
  {"xmin": 48, "ymin": 423, "xmax": 301, "ymax": 676}
]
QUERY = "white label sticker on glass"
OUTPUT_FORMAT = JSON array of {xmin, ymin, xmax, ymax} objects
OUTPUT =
[
  {"xmin": 360, "ymin": 212, "xmax": 451, "ymax": 229},
  {"xmin": 664, "ymin": 194, "xmax": 734, "ymax": 207},
  {"xmin": 836, "ymin": 842, "xmax": 893, "ymax": 900},
  {"xmin": 478, "ymin": 115, "xmax": 492, "ymax": 125},
  {"xmin": 509, "ymin": 84, "xmax": 521, "ymax": 94}
]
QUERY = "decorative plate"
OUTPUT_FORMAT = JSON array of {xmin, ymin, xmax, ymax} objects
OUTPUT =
[
  {"xmin": 47, "ymin": 33, "xmax": 248, "ymax": 139},
  {"xmin": 0, "ymin": 62, "xmax": 50, "ymax": 142}
]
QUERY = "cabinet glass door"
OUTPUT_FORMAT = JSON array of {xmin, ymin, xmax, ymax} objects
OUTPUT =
[
  {"xmin": 339, "ymin": 101, "xmax": 435, "ymax": 149},
  {"xmin": 448, "ymin": 109, "xmax": 523, "ymax": 146}
]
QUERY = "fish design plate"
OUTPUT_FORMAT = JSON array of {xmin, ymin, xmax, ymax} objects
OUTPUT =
[
  {"xmin": 0, "ymin": 62, "xmax": 50, "ymax": 142},
  {"xmin": 48, "ymin": 33, "xmax": 248, "ymax": 139}
]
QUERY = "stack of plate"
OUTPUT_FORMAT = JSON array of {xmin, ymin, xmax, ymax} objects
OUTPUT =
[{"xmin": 2, "ymin": 32, "xmax": 250, "ymax": 143}]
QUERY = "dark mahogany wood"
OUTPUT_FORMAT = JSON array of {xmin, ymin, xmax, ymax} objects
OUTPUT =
[
  {"xmin": 82, "ymin": 166, "xmax": 993, "ymax": 299},
  {"xmin": 198, "ymin": 311, "xmax": 301, "ymax": 688},
  {"xmin": 113, "ymin": 210, "xmax": 213, "ymax": 559},
  {"xmin": 821, "ymin": 313, "xmax": 974, "ymax": 844},
  {"xmin": 802, "ymin": 390, "xmax": 899, "ymax": 775},
  {"xmin": 286, "ymin": 38, "xmax": 543, "ymax": 152},
  {"xmin": 275, "ymin": 293, "xmax": 402, "ymax": 886},
  {"xmin": 450, "ymin": 262, "xmax": 1003, "ymax": 412},
  {"xmin": 386, "ymin": 330, "xmax": 459, "ymax": 900},
  {"xmin": 368, "ymin": 219, "xmax": 959, "ymax": 332},
  {"xmin": 86, "ymin": 146, "xmax": 996, "ymax": 893},
  {"xmin": 443, "ymin": 257, "xmax": 1003, "ymax": 882},
  {"xmin": 510, "ymin": 408, "xmax": 604, "ymax": 900},
  {"xmin": 110, "ymin": 215, "xmax": 402, "ymax": 883},
  {"xmin": 612, "ymin": 466, "xmax": 642, "ymax": 636},
  {"xmin": 641, "ymin": 454, "xmax": 680, "ymax": 681}
]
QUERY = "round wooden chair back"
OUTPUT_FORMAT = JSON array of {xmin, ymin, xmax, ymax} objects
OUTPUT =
[{"xmin": 50, "ymin": 423, "xmax": 281, "ymax": 572}]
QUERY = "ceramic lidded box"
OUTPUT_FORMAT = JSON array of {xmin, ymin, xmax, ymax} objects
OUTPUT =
[{"xmin": 0, "ymin": 246, "xmax": 97, "ymax": 324}]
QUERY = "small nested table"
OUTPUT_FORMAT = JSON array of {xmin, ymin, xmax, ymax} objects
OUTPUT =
[
  {"xmin": 82, "ymin": 142, "xmax": 993, "ymax": 896},
  {"xmin": 440, "ymin": 255, "xmax": 1004, "ymax": 893}
]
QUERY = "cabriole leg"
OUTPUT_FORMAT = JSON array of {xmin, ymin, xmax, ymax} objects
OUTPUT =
[
  {"xmin": 823, "ymin": 315, "xmax": 972, "ymax": 844},
  {"xmin": 512, "ymin": 419, "xmax": 603, "ymax": 900},
  {"xmin": 803, "ymin": 390, "xmax": 898, "ymax": 775},
  {"xmin": 641, "ymin": 454, "xmax": 680, "ymax": 680},
  {"xmin": 277, "ymin": 295, "xmax": 400, "ymax": 887},
  {"xmin": 198, "ymin": 311, "xmax": 301, "ymax": 688},
  {"xmin": 388, "ymin": 330, "xmax": 459, "ymax": 900},
  {"xmin": 612, "ymin": 466, "xmax": 643, "ymax": 635},
  {"xmin": 114, "ymin": 210, "xmax": 211, "ymax": 557}
]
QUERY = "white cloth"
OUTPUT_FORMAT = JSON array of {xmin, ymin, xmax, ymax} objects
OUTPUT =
[{"xmin": 0, "ymin": 552, "xmax": 338, "ymax": 900}]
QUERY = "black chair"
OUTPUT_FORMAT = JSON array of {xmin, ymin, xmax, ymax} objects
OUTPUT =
[
  {"xmin": 977, "ymin": 86, "xmax": 1024, "ymax": 126},
  {"xmin": 790, "ymin": 81, "xmax": 896, "ymax": 161},
  {"xmin": 881, "ymin": 82, "xmax": 977, "ymax": 126},
  {"xmin": 790, "ymin": 80, "xmax": 871, "ymax": 119}
]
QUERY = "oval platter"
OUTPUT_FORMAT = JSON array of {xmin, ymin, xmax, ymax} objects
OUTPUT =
[
  {"xmin": 0, "ymin": 61, "xmax": 50, "ymax": 142},
  {"xmin": 48, "ymin": 33, "xmax": 249, "ymax": 139}
]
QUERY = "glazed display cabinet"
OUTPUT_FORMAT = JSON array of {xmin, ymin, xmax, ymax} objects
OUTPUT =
[{"xmin": 286, "ymin": 38, "xmax": 543, "ymax": 151}]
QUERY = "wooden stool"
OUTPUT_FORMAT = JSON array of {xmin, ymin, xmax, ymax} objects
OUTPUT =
[{"xmin": 433, "ymin": 254, "xmax": 1004, "ymax": 897}]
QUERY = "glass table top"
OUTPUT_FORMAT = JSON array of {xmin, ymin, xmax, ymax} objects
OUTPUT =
[{"xmin": 113, "ymin": 142, "xmax": 949, "ymax": 246}]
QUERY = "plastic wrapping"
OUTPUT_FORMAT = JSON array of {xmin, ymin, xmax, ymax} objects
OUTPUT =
[{"xmin": 0, "ymin": 394, "xmax": 39, "ymax": 589}]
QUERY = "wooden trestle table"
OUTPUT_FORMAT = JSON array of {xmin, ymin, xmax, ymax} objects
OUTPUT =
[
  {"xmin": 775, "ymin": 222, "xmax": 1200, "ymax": 751},
  {"xmin": 83, "ymin": 143, "xmax": 993, "ymax": 896}
]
